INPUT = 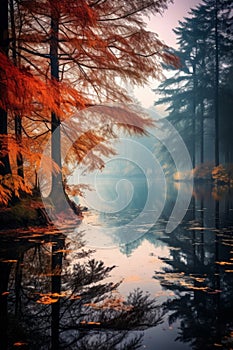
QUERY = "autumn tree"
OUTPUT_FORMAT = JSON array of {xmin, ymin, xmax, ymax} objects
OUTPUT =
[
  {"xmin": 0, "ymin": 0, "xmax": 11, "ymax": 177},
  {"xmin": 1, "ymin": 0, "xmax": 177, "ymax": 207}
]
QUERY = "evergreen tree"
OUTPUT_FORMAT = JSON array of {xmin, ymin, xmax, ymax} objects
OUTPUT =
[{"xmin": 155, "ymin": 0, "xmax": 233, "ymax": 171}]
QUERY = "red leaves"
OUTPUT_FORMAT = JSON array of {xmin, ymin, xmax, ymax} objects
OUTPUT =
[
  {"xmin": 0, "ymin": 53, "xmax": 87, "ymax": 118},
  {"xmin": 0, "ymin": 0, "xmax": 177, "ymax": 206}
]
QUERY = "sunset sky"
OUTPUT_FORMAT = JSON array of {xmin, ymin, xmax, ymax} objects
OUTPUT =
[{"xmin": 134, "ymin": 0, "xmax": 203, "ymax": 108}]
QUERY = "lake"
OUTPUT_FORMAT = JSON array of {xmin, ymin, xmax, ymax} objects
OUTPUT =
[{"xmin": 1, "ymin": 179, "xmax": 233, "ymax": 349}]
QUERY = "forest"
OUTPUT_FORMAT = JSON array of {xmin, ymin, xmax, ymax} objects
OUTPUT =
[{"xmin": 155, "ymin": 0, "xmax": 233, "ymax": 182}]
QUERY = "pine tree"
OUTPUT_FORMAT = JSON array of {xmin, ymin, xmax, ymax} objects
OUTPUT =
[{"xmin": 155, "ymin": 0, "xmax": 233, "ymax": 171}]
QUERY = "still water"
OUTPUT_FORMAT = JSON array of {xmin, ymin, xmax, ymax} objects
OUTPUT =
[{"xmin": 1, "ymin": 180, "xmax": 233, "ymax": 349}]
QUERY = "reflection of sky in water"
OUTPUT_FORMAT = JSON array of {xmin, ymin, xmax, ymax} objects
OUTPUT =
[
  {"xmin": 2, "ymin": 181, "xmax": 233, "ymax": 350},
  {"xmin": 76, "ymin": 177, "xmax": 166, "ymax": 248},
  {"xmin": 72, "ymin": 182, "xmax": 233, "ymax": 350}
]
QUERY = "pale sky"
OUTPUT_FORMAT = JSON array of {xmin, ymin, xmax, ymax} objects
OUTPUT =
[
  {"xmin": 148, "ymin": 0, "xmax": 202, "ymax": 48},
  {"xmin": 134, "ymin": 0, "xmax": 202, "ymax": 109}
]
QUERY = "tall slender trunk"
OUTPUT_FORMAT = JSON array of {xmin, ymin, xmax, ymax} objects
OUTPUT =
[
  {"xmin": 192, "ymin": 61, "xmax": 197, "ymax": 168},
  {"xmin": 51, "ymin": 237, "xmax": 64, "ymax": 349},
  {"xmin": 0, "ymin": 0, "xmax": 11, "ymax": 176},
  {"xmin": 200, "ymin": 99, "xmax": 204, "ymax": 164},
  {"xmin": 14, "ymin": 251, "xmax": 24, "ymax": 316},
  {"xmin": 10, "ymin": 0, "xmax": 24, "ymax": 178},
  {"xmin": 49, "ymin": 2, "xmax": 63, "ymax": 201},
  {"xmin": 0, "ymin": 262, "xmax": 11, "ymax": 350},
  {"xmin": 214, "ymin": 0, "xmax": 219, "ymax": 166},
  {"xmin": 14, "ymin": 116, "xmax": 24, "ymax": 178}
]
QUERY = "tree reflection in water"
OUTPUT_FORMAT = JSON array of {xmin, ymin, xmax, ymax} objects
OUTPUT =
[
  {"xmin": 154, "ymin": 184, "xmax": 233, "ymax": 350},
  {"xmin": 0, "ymin": 229, "xmax": 163, "ymax": 349}
]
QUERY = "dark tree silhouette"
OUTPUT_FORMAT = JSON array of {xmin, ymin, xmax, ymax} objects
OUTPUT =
[
  {"xmin": 155, "ymin": 0, "xmax": 233, "ymax": 169},
  {"xmin": 0, "ymin": 229, "xmax": 164, "ymax": 349}
]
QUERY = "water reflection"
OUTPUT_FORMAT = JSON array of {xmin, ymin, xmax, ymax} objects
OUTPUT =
[
  {"xmin": 155, "ymin": 183, "xmax": 233, "ymax": 349},
  {"xmin": 0, "ymin": 228, "xmax": 163, "ymax": 349},
  {"xmin": 78, "ymin": 176, "xmax": 166, "ymax": 248},
  {"xmin": 1, "ymin": 182, "xmax": 233, "ymax": 349}
]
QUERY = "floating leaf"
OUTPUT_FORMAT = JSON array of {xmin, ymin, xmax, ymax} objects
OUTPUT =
[
  {"xmin": 53, "ymin": 249, "xmax": 72, "ymax": 254},
  {"xmin": 36, "ymin": 296, "xmax": 59, "ymax": 304},
  {"xmin": 13, "ymin": 342, "xmax": 28, "ymax": 347},
  {"xmin": 80, "ymin": 321, "xmax": 101, "ymax": 326},
  {"xmin": 216, "ymin": 261, "xmax": 233, "ymax": 266},
  {"xmin": 1, "ymin": 291, "xmax": 10, "ymax": 296},
  {"xmin": 70, "ymin": 295, "xmax": 81, "ymax": 300},
  {"xmin": 207, "ymin": 289, "xmax": 222, "ymax": 294},
  {"xmin": 188, "ymin": 227, "xmax": 214, "ymax": 231}
]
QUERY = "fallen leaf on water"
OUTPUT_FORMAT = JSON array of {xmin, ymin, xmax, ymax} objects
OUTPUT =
[
  {"xmin": 87, "ymin": 321, "xmax": 101, "ymax": 325},
  {"xmin": 53, "ymin": 249, "xmax": 72, "ymax": 254},
  {"xmin": 36, "ymin": 296, "xmax": 59, "ymax": 304},
  {"xmin": 13, "ymin": 342, "xmax": 28, "ymax": 346},
  {"xmin": 80, "ymin": 321, "xmax": 101, "ymax": 326},
  {"xmin": 70, "ymin": 295, "xmax": 81, "ymax": 300},
  {"xmin": 188, "ymin": 227, "xmax": 214, "ymax": 231},
  {"xmin": 222, "ymin": 242, "xmax": 233, "ymax": 247},
  {"xmin": 216, "ymin": 261, "xmax": 233, "ymax": 266},
  {"xmin": 180, "ymin": 281, "xmax": 208, "ymax": 291},
  {"xmin": 1, "ymin": 291, "xmax": 10, "ymax": 296},
  {"xmin": 84, "ymin": 297, "xmax": 133, "ymax": 311},
  {"xmin": 207, "ymin": 289, "xmax": 222, "ymax": 294},
  {"xmin": 191, "ymin": 277, "xmax": 205, "ymax": 283},
  {"xmin": 35, "ymin": 292, "xmax": 67, "ymax": 298}
]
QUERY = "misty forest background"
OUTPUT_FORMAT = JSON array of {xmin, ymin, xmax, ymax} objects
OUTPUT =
[{"xmin": 155, "ymin": 0, "xmax": 233, "ymax": 182}]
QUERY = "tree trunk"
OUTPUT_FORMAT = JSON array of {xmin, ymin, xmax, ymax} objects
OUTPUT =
[
  {"xmin": 0, "ymin": 0, "xmax": 11, "ymax": 176},
  {"xmin": 14, "ymin": 116, "xmax": 24, "ymax": 178},
  {"xmin": 192, "ymin": 61, "xmax": 197, "ymax": 168},
  {"xmin": 49, "ymin": 2, "xmax": 63, "ymax": 204},
  {"xmin": 214, "ymin": 0, "xmax": 219, "ymax": 166},
  {"xmin": 51, "ymin": 237, "xmax": 65, "ymax": 349},
  {"xmin": 200, "ymin": 99, "xmax": 204, "ymax": 164},
  {"xmin": 0, "ymin": 262, "xmax": 11, "ymax": 350},
  {"xmin": 10, "ymin": 0, "xmax": 24, "ymax": 178}
]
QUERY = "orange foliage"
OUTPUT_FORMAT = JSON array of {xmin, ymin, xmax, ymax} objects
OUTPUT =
[
  {"xmin": 1, "ymin": 291, "xmax": 10, "ymax": 296},
  {"xmin": 0, "ymin": 0, "xmax": 177, "ymax": 205},
  {"xmin": 14, "ymin": 0, "xmax": 177, "ymax": 110},
  {"xmin": 0, "ymin": 53, "xmax": 87, "ymax": 118},
  {"xmin": 0, "ymin": 174, "xmax": 32, "ymax": 205},
  {"xmin": 36, "ymin": 291, "xmax": 67, "ymax": 304},
  {"xmin": 80, "ymin": 320, "xmax": 101, "ymax": 326},
  {"xmin": 13, "ymin": 342, "xmax": 28, "ymax": 347},
  {"xmin": 212, "ymin": 164, "xmax": 233, "ymax": 184}
]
